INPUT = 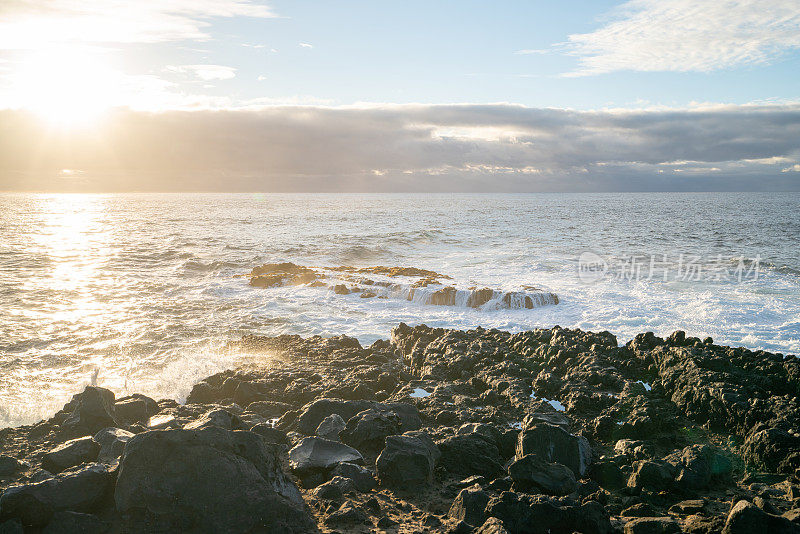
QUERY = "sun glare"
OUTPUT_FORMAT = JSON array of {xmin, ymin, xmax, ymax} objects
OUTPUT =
[{"xmin": 14, "ymin": 47, "xmax": 121, "ymax": 127}]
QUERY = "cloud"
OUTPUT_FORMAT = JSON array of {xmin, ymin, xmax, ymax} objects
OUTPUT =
[
  {"xmin": 299, "ymin": 42, "xmax": 313, "ymax": 49},
  {"xmin": 563, "ymin": 0, "xmax": 800, "ymax": 75},
  {"xmin": 167, "ymin": 64, "xmax": 236, "ymax": 81},
  {"xmin": 514, "ymin": 49, "xmax": 548, "ymax": 55},
  {"xmin": 0, "ymin": 0, "xmax": 276, "ymax": 49},
  {"xmin": 0, "ymin": 103, "xmax": 799, "ymax": 191},
  {"xmin": 783, "ymin": 164, "xmax": 800, "ymax": 173}
]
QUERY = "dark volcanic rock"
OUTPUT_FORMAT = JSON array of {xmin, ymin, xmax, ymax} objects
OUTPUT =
[
  {"xmin": 183, "ymin": 409, "xmax": 243, "ymax": 431},
  {"xmin": 516, "ymin": 423, "xmax": 592, "ymax": 477},
  {"xmin": 41, "ymin": 437, "xmax": 100, "ymax": 474},
  {"xmin": 58, "ymin": 387, "xmax": 118, "ymax": 438},
  {"xmin": 0, "ymin": 464, "xmax": 113, "ymax": 527},
  {"xmin": 623, "ymin": 517, "xmax": 680, "ymax": 534},
  {"xmin": 438, "ymin": 432, "xmax": 504, "ymax": 479},
  {"xmin": 475, "ymin": 517, "xmax": 511, "ymax": 533},
  {"xmin": 339, "ymin": 408, "xmax": 401, "ymax": 451},
  {"xmin": 485, "ymin": 491, "xmax": 612, "ymax": 534},
  {"xmin": 329, "ymin": 462, "xmax": 376, "ymax": 492},
  {"xmin": 0, "ymin": 456, "xmax": 25, "ymax": 477},
  {"xmin": 376, "ymin": 432, "xmax": 440, "ymax": 488},
  {"xmin": 288, "ymin": 437, "xmax": 363, "ymax": 477},
  {"xmin": 315, "ymin": 413, "xmax": 346, "ymax": 441},
  {"xmin": 295, "ymin": 398, "xmax": 420, "ymax": 435},
  {"xmin": 722, "ymin": 500, "xmax": 800, "ymax": 534},
  {"xmin": 627, "ymin": 460, "xmax": 677, "ymax": 491},
  {"xmin": 114, "ymin": 427, "xmax": 314, "ymax": 533},
  {"xmin": 41, "ymin": 511, "xmax": 109, "ymax": 534},
  {"xmin": 92, "ymin": 427, "xmax": 134, "ymax": 464},
  {"xmin": 508, "ymin": 455, "xmax": 577, "ymax": 496},
  {"xmin": 449, "ymin": 485, "xmax": 490, "ymax": 526},
  {"xmin": 113, "ymin": 394, "xmax": 158, "ymax": 424}
]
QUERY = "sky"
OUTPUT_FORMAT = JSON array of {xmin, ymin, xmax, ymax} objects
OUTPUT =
[{"xmin": 0, "ymin": 0, "xmax": 799, "ymax": 192}]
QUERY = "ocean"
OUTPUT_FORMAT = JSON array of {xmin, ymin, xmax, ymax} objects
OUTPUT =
[{"xmin": 1, "ymin": 192, "xmax": 799, "ymax": 428}]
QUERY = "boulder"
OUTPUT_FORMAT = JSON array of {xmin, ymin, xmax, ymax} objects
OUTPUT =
[
  {"xmin": 669, "ymin": 444, "xmax": 732, "ymax": 490},
  {"xmin": 376, "ymin": 432, "xmax": 440, "ymax": 488},
  {"xmin": 41, "ymin": 437, "xmax": 99, "ymax": 473},
  {"xmin": 324, "ymin": 503, "xmax": 367, "ymax": 526},
  {"xmin": 623, "ymin": 517, "xmax": 680, "ymax": 534},
  {"xmin": 92, "ymin": 427, "xmax": 134, "ymax": 464},
  {"xmin": 315, "ymin": 414, "xmax": 346, "ymax": 441},
  {"xmin": 313, "ymin": 476, "xmax": 356, "ymax": 500},
  {"xmin": 438, "ymin": 433, "xmax": 504, "ymax": 479},
  {"xmin": 183, "ymin": 409, "xmax": 242, "ymax": 431},
  {"xmin": 59, "ymin": 387, "xmax": 118, "ymax": 438},
  {"xmin": 288, "ymin": 437, "xmax": 363, "ymax": 477},
  {"xmin": 330, "ymin": 462, "xmax": 377, "ymax": 492},
  {"xmin": 485, "ymin": 491, "xmax": 612, "ymax": 534},
  {"xmin": 114, "ymin": 428, "xmax": 313, "ymax": 533},
  {"xmin": 516, "ymin": 423, "xmax": 592, "ymax": 477},
  {"xmin": 589, "ymin": 460, "xmax": 625, "ymax": 490},
  {"xmin": 113, "ymin": 394, "xmax": 158, "ymax": 424},
  {"xmin": 0, "ymin": 464, "xmax": 113, "ymax": 527},
  {"xmin": 246, "ymin": 401, "xmax": 293, "ymax": 420},
  {"xmin": 0, "ymin": 456, "xmax": 26, "ymax": 477},
  {"xmin": 627, "ymin": 460, "xmax": 677, "ymax": 491},
  {"xmin": 448, "ymin": 485, "xmax": 490, "ymax": 526},
  {"xmin": 340, "ymin": 409, "xmax": 401, "ymax": 451},
  {"xmin": 508, "ymin": 455, "xmax": 577, "ymax": 496},
  {"xmin": 295, "ymin": 398, "xmax": 420, "ymax": 435},
  {"xmin": 722, "ymin": 500, "xmax": 800, "ymax": 534}
]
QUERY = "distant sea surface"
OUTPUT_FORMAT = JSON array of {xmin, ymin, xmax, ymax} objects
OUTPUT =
[{"xmin": 1, "ymin": 192, "xmax": 799, "ymax": 427}]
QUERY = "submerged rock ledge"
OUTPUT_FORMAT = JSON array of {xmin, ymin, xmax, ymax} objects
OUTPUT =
[
  {"xmin": 246, "ymin": 263, "xmax": 560, "ymax": 310},
  {"xmin": 2, "ymin": 325, "xmax": 800, "ymax": 533}
]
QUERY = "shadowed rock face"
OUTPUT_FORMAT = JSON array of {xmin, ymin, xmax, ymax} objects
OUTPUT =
[
  {"xmin": 245, "ymin": 263, "xmax": 559, "ymax": 310},
  {"xmin": 115, "ymin": 428, "xmax": 314, "ymax": 533},
  {"xmin": 2, "ymin": 323, "xmax": 800, "ymax": 533}
]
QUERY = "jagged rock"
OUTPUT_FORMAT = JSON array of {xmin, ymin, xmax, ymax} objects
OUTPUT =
[
  {"xmin": 722, "ymin": 500, "xmax": 800, "ymax": 534},
  {"xmin": 448, "ymin": 485, "xmax": 490, "ymax": 526},
  {"xmin": 516, "ymin": 423, "xmax": 592, "ymax": 477},
  {"xmin": 623, "ymin": 517, "xmax": 680, "ymax": 534},
  {"xmin": 41, "ymin": 511, "xmax": 109, "ymax": 534},
  {"xmin": 288, "ymin": 437, "xmax": 363, "ymax": 477},
  {"xmin": 508, "ymin": 455, "xmax": 577, "ymax": 495},
  {"xmin": 438, "ymin": 433, "xmax": 504, "ymax": 478},
  {"xmin": 315, "ymin": 414, "xmax": 346, "ymax": 441},
  {"xmin": 475, "ymin": 517, "xmax": 510, "ymax": 534},
  {"xmin": 114, "ymin": 428, "xmax": 313, "ymax": 533},
  {"xmin": 668, "ymin": 444, "xmax": 733, "ymax": 490},
  {"xmin": 0, "ymin": 464, "xmax": 113, "ymax": 527},
  {"xmin": 330, "ymin": 462, "xmax": 377, "ymax": 492},
  {"xmin": 742, "ymin": 428, "xmax": 800, "ymax": 474},
  {"xmin": 313, "ymin": 476, "xmax": 356, "ymax": 500},
  {"xmin": 59, "ymin": 387, "xmax": 118, "ymax": 438},
  {"xmin": 376, "ymin": 432, "xmax": 440, "ymax": 488},
  {"xmin": 183, "ymin": 409, "xmax": 242, "ymax": 430},
  {"xmin": 113, "ymin": 394, "xmax": 158, "ymax": 424},
  {"xmin": 621, "ymin": 503, "xmax": 657, "ymax": 517},
  {"xmin": 92, "ymin": 427, "xmax": 134, "ymax": 464},
  {"xmin": 627, "ymin": 460, "xmax": 677, "ymax": 491},
  {"xmin": 295, "ymin": 398, "xmax": 420, "ymax": 435},
  {"xmin": 484, "ymin": 491, "xmax": 612, "ymax": 534},
  {"xmin": 41, "ymin": 437, "xmax": 100, "ymax": 473},
  {"xmin": 339, "ymin": 409, "xmax": 401, "ymax": 451}
]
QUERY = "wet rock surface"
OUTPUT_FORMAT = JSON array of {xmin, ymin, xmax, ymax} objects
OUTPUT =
[{"xmin": 1, "ymin": 323, "xmax": 799, "ymax": 532}]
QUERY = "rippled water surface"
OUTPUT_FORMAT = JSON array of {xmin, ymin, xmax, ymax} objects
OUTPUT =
[{"xmin": 1, "ymin": 192, "xmax": 799, "ymax": 427}]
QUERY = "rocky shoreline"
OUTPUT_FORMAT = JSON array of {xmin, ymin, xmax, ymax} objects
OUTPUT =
[{"xmin": 1, "ymin": 324, "xmax": 799, "ymax": 533}]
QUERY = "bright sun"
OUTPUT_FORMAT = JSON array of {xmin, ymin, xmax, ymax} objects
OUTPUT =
[{"xmin": 14, "ymin": 46, "xmax": 121, "ymax": 127}]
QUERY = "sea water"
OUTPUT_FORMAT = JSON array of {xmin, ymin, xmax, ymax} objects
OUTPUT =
[{"xmin": 1, "ymin": 192, "xmax": 798, "ymax": 427}]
